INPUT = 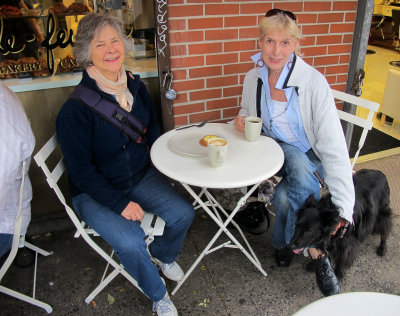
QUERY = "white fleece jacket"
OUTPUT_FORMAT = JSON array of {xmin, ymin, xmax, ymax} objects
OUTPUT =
[{"xmin": 239, "ymin": 55, "xmax": 355, "ymax": 222}]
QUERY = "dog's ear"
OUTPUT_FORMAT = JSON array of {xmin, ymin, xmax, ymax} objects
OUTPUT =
[
  {"xmin": 304, "ymin": 194, "xmax": 318, "ymax": 207},
  {"xmin": 319, "ymin": 195, "xmax": 341, "ymax": 234}
]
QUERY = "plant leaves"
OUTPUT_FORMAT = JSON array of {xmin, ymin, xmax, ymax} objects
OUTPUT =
[{"xmin": 108, "ymin": 294, "xmax": 115, "ymax": 305}]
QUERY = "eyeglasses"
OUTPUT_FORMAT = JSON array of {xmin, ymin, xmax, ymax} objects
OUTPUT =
[{"xmin": 265, "ymin": 9, "xmax": 297, "ymax": 23}]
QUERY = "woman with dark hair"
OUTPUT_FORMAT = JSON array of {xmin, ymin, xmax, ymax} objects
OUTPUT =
[
  {"xmin": 56, "ymin": 13, "xmax": 194, "ymax": 316},
  {"xmin": 234, "ymin": 9, "xmax": 355, "ymax": 297}
]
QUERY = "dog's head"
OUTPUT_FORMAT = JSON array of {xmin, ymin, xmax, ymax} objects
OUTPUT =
[{"xmin": 289, "ymin": 194, "xmax": 341, "ymax": 252}]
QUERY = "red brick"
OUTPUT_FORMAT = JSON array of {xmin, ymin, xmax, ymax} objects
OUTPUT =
[
  {"xmin": 189, "ymin": 17, "xmax": 223, "ymax": 30},
  {"xmin": 190, "ymin": 88, "xmax": 222, "ymax": 101},
  {"xmin": 337, "ymin": 74, "xmax": 348, "ymax": 83},
  {"xmin": 300, "ymin": 36, "xmax": 316, "ymax": 46},
  {"xmin": 171, "ymin": 56, "xmax": 204, "ymax": 69},
  {"xmin": 169, "ymin": 19, "xmax": 186, "ymax": 31},
  {"xmin": 206, "ymin": 53, "xmax": 238, "ymax": 66},
  {"xmin": 189, "ymin": 42, "xmax": 222, "ymax": 55},
  {"xmin": 302, "ymin": 57, "xmax": 314, "ymax": 67},
  {"xmin": 297, "ymin": 13, "xmax": 318, "ymax": 24},
  {"xmin": 304, "ymin": 1, "xmax": 332, "ymax": 11},
  {"xmin": 205, "ymin": 29, "xmax": 238, "ymax": 41},
  {"xmin": 271, "ymin": 2, "xmax": 303, "ymax": 13},
  {"xmin": 169, "ymin": 0, "xmax": 184, "ymax": 4},
  {"xmin": 301, "ymin": 46, "xmax": 327, "ymax": 57},
  {"xmin": 174, "ymin": 116, "xmax": 189, "ymax": 127},
  {"xmin": 174, "ymin": 102, "xmax": 205, "ymax": 115},
  {"xmin": 240, "ymin": 3, "xmax": 272, "ymax": 15},
  {"xmin": 330, "ymin": 23, "xmax": 355, "ymax": 34},
  {"xmin": 302, "ymin": 24, "xmax": 330, "ymax": 35},
  {"xmin": 224, "ymin": 40, "xmax": 256, "ymax": 52},
  {"xmin": 207, "ymin": 97, "xmax": 237, "ymax": 110},
  {"xmin": 207, "ymin": 75, "xmax": 238, "ymax": 88},
  {"xmin": 239, "ymin": 27, "xmax": 259, "ymax": 39},
  {"xmin": 317, "ymin": 13, "xmax": 344, "ymax": 23},
  {"xmin": 345, "ymin": 12, "xmax": 356, "ymax": 22},
  {"xmin": 313, "ymin": 55, "xmax": 340, "ymax": 66},
  {"xmin": 169, "ymin": 5, "xmax": 203, "ymax": 18},
  {"xmin": 189, "ymin": 110, "xmax": 222, "ymax": 122},
  {"xmin": 316, "ymin": 35, "xmax": 342, "ymax": 45},
  {"xmin": 340, "ymin": 55, "xmax": 350, "ymax": 63},
  {"xmin": 343, "ymin": 34, "xmax": 354, "ymax": 43},
  {"xmin": 189, "ymin": 66, "xmax": 222, "ymax": 78},
  {"xmin": 174, "ymin": 79, "xmax": 204, "ymax": 92},
  {"xmin": 223, "ymin": 86, "xmax": 243, "ymax": 98},
  {"xmin": 223, "ymin": 106, "xmax": 241, "ymax": 118},
  {"xmin": 326, "ymin": 75, "xmax": 337, "ymax": 84},
  {"xmin": 225, "ymin": 16, "xmax": 258, "ymax": 28},
  {"xmin": 333, "ymin": 1, "xmax": 358, "ymax": 11},
  {"xmin": 240, "ymin": 51, "xmax": 257, "ymax": 62},
  {"xmin": 172, "ymin": 69, "xmax": 187, "ymax": 81},
  {"xmin": 224, "ymin": 62, "xmax": 254, "ymax": 75},
  {"xmin": 328, "ymin": 44, "xmax": 352, "ymax": 55},
  {"xmin": 206, "ymin": 4, "xmax": 239, "ymax": 16},
  {"xmin": 172, "ymin": 93, "xmax": 188, "ymax": 105},
  {"xmin": 170, "ymin": 31, "xmax": 203, "ymax": 44},
  {"xmin": 187, "ymin": 0, "xmax": 217, "ymax": 3},
  {"xmin": 325, "ymin": 65, "xmax": 349, "ymax": 75},
  {"xmin": 170, "ymin": 45, "xmax": 187, "ymax": 57}
]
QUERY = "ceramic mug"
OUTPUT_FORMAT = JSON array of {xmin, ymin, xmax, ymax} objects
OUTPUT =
[
  {"xmin": 245, "ymin": 117, "xmax": 263, "ymax": 142},
  {"xmin": 207, "ymin": 138, "xmax": 228, "ymax": 168}
]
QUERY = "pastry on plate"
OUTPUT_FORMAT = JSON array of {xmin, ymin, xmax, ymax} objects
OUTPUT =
[{"xmin": 199, "ymin": 135, "xmax": 219, "ymax": 147}]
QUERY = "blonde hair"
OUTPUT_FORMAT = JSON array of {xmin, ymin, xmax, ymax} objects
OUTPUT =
[{"xmin": 259, "ymin": 13, "xmax": 301, "ymax": 54}]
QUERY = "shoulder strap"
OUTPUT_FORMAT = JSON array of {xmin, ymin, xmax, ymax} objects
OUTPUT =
[
  {"xmin": 256, "ymin": 78, "xmax": 263, "ymax": 118},
  {"xmin": 70, "ymin": 85, "xmax": 147, "ymax": 144}
]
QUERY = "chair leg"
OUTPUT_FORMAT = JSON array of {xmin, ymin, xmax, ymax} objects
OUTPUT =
[{"xmin": 0, "ymin": 285, "xmax": 53, "ymax": 313}]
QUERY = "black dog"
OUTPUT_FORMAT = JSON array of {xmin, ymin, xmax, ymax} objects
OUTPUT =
[{"xmin": 289, "ymin": 169, "xmax": 392, "ymax": 279}]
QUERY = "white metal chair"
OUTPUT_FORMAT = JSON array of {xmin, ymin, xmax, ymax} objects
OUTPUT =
[
  {"xmin": 332, "ymin": 89, "xmax": 380, "ymax": 168},
  {"xmin": 34, "ymin": 134, "xmax": 165, "ymax": 304},
  {"xmin": 0, "ymin": 160, "xmax": 53, "ymax": 313},
  {"xmin": 380, "ymin": 69, "xmax": 400, "ymax": 126}
]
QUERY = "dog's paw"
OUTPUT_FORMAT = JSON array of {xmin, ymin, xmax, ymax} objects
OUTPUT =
[{"xmin": 376, "ymin": 244, "xmax": 387, "ymax": 256}]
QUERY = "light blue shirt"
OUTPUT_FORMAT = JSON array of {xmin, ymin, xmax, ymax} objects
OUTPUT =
[{"xmin": 251, "ymin": 52, "xmax": 311, "ymax": 153}]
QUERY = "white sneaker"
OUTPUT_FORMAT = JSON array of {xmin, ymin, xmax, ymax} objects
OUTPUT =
[
  {"xmin": 152, "ymin": 296, "xmax": 178, "ymax": 316},
  {"xmin": 160, "ymin": 262, "xmax": 184, "ymax": 282}
]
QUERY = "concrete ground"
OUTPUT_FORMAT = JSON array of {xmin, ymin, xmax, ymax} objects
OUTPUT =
[{"xmin": 1, "ymin": 155, "xmax": 400, "ymax": 316}]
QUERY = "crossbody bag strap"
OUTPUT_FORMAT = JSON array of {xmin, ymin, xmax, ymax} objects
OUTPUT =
[
  {"xmin": 256, "ymin": 77, "xmax": 263, "ymax": 118},
  {"xmin": 70, "ymin": 85, "xmax": 147, "ymax": 144}
]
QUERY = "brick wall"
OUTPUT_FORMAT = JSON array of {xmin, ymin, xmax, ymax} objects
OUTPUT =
[{"xmin": 167, "ymin": 0, "xmax": 359, "ymax": 127}]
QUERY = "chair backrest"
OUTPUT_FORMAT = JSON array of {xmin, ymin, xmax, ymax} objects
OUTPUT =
[
  {"xmin": 33, "ymin": 134, "xmax": 165, "ymax": 243},
  {"xmin": 381, "ymin": 69, "xmax": 400, "ymax": 122},
  {"xmin": 392, "ymin": 9, "xmax": 400, "ymax": 36},
  {"xmin": 332, "ymin": 89, "xmax": 380, "ymax": 168}
]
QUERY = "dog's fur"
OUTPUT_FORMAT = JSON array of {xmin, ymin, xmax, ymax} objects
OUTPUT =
[{"xmin": 289, "ymin": 169, "xmax": 392, "ymax": 279}]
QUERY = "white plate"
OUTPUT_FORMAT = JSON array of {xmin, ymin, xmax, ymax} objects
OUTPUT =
[{"xmin": 168, "ymin": 126, "xmax": 224, "ymax": 156}]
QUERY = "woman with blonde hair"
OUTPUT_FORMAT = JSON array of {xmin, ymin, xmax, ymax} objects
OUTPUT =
[{"xmin": 235, "ymin": 9, "xmax": 354, "ymax": 297}]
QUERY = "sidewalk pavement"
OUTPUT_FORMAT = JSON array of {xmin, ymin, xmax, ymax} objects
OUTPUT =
[{"xmin": 1, "ymin": 156, "xmax": 400, "ymax": 315}]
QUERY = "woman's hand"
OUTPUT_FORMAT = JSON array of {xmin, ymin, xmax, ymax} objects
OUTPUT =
[
  {"xmin": 121, "ymin": 201, "xmax": 145, "ymax": 221},
  {"xmin": 235, "ymin": 115, "xmax": 246, "ymax": 132}
]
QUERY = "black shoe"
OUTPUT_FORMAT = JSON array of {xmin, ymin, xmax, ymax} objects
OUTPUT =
[
  {"xmin": 313, "ymin": 255, "xmax": 340, "ymax": 296},
  {"xmin": 274, "ymin": 247, "xmax": 293, "ymax": 267}
]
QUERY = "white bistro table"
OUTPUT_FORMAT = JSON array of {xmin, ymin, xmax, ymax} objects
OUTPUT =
[{"xmin": 150, "ymin": 123, "xmax": 284, "ymax": 295}]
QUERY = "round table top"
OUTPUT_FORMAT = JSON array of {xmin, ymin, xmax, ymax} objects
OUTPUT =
[
  {"xmin": 292, "ymin": 292, "xmax": 400, "ymax": 316},
  {"xmin": 150, "ymin": 123, "xmax": 284, "ymax": 189}
]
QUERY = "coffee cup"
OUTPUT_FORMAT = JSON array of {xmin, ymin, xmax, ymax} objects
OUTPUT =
[
  {"xmin": 207, "ymin": 138, "xmax": 228, "ymax": 168},
  {"xmin": 245, "ymin": 117, "xmax": 263, "ymax": 142}
]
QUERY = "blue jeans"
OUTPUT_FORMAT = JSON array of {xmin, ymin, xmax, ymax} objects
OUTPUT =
[
  {"xmin": 272, "ymin": 143, "xmax": 323, "ymax": 249},
  {"xmin": 0, "ymin": 233, "xmax": 13, "ymax": 258},
  {"xmin": 72, "ymin": 167, "xmax": 194, "ymax": 302}
]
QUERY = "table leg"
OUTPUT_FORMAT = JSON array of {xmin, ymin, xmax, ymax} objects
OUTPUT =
[{"xmin": 171, "ymin": 183, "xmax": 267, "ymax": 295}]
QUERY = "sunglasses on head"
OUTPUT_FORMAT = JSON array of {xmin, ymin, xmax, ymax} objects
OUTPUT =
[{"xmin": 265, "ymin": 9, "xmax": 297, "ymax": 23}]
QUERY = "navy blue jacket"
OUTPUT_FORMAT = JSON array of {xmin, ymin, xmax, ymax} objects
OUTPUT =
[{"xmin": 56, "ymin": 70, "xmax": 161, "ymax": 214}]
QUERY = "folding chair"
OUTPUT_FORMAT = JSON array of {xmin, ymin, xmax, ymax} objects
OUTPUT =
[
  {"xmin": 34, "ymin": 134, "xmax": 165, "ymax": 304},
  {"xmin": 332, "ymin": 89, "xmax": 380, "ymax": 168},
  {"xmin": 0, "ymin": 160, "xmax": 53, "ymax": 314}
]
